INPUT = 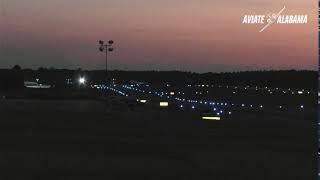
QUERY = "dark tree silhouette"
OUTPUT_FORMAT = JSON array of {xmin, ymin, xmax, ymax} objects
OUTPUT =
[
  {"xmin": 0, "ymin": 66, "xmax": 24, "ymax": 91},
  {"xmin": 12, "ymin": 65, "xmax": 21, "ymax": 71},
  {"xmin": 0, "ymin": 68, "xmax": 316, "ymax": 91}
]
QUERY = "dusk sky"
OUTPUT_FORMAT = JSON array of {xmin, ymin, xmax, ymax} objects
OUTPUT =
[{"xmin": 0, "ymin": 0, "xmax": 317, "ymax": 72}]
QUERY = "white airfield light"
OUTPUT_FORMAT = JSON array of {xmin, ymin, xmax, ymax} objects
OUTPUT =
[
  {"xmin": 79, "ymin": 77, "xmax": 86, "ymax": 85},
  {"xmin": 140, "ymin": 100, "xmax": 147, "ymax": 103}
]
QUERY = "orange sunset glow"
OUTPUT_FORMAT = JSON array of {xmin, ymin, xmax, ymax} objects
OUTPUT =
[{"xmin": 0, "ymin": 0, "xmax": 317, "ymax": 72}]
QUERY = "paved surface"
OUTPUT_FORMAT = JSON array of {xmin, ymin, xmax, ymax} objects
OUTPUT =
[{"xmin": 0, "ymin": 99, "xmax": 316, "ymax": 179}]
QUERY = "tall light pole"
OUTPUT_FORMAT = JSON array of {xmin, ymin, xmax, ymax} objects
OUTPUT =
[{"xmin": 98, "ymin": 40, "xmax": 114, "ymax": 98}]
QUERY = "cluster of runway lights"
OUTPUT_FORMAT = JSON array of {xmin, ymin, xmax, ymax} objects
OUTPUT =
[
  {"xmin": 91, "ymin": 82, "xmax": 311, "ymax": 97},
  {"xmin": 112, "ymin": 84, "xmax": 267, "ymax": 117},
  {"xmin": 187, "ymin": 84, "xmax": 312, "ymax": 96},
  {"xmin": 107, "ymin": 86, "xmax": 128, "ymax": 97},
  {"xmin": 104, "ymin": 84, "xmax": 227, "ymax": 118},
  {"xmin": 121, "ymin": 84, "xmax": 307, "ymax": 111},
  {"xmin": 91, "ymin": 83, "xmax": 307, "ymax": 117},
  {"xmin": 76, "ymin": 79, "xmax": 311, "ymax": 96}
]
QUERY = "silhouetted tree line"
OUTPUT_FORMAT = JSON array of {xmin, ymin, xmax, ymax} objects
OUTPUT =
[
  {"xmin": 0, "ymin": 65, "xmax": 24, "ymax": 91},
  {"xmin": 0, "ymin": 66, "xmax": 317, "ymax": 91},
  {"xmin": 107, "ymin": 70, "xmax": 317, "ymax": 89}
]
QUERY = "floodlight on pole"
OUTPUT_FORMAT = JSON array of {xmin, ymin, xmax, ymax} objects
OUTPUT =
[{"xmin": 98, "ymin": 39, "xmax": 114, "ymax": 99}]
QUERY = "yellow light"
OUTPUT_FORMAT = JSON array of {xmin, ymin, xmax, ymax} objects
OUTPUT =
[
  {"xmin": 298, "ymin": 91, "xmax": 303, "ymax": 94},
  {"xmin": 202, "ymin": 116, "xmax": 221, "ymax": 120},
  {"xmin": 170, "ymin": 92, "xmax": 175, "ymax": 95},
  {"xmin": 160, "ymin": 102, "xmax": 169, "ymax": 107},
  {"xmin": 140, "ymin": 100, "xmax": 147, "ymax": 103}
]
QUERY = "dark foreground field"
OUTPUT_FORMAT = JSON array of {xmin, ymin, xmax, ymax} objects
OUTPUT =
[{"xmin": 0, "ymin": 99, "xmax": 316, "ymax": 179}]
